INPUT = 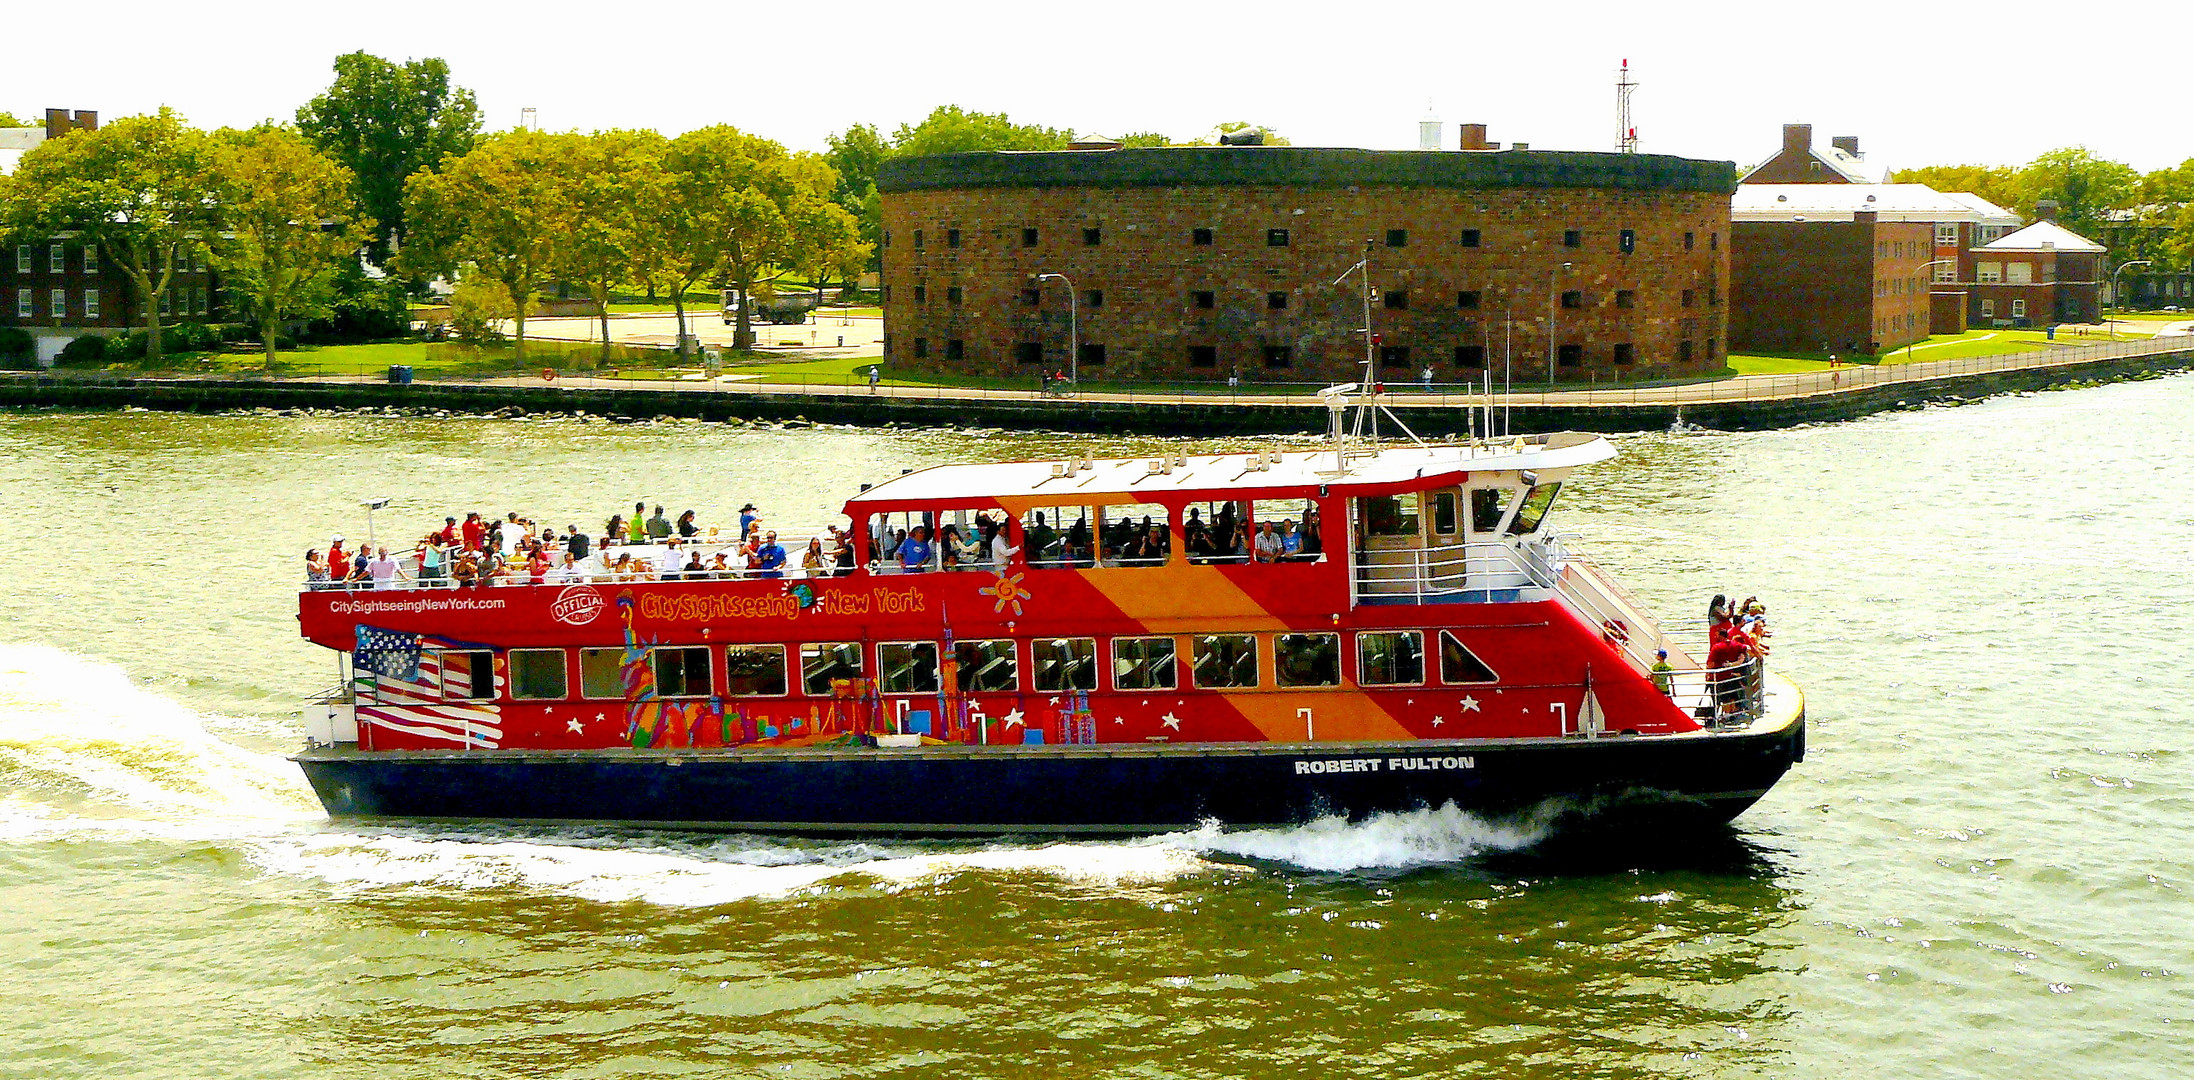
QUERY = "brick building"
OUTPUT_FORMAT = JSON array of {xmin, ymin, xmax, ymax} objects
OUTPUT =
[
  {"xmin": 876, "ymin": 146, "xmax": 1735, "ymax": 383},
  {"xmin": 1, "ymin": 108, "xmax": 226, "ymax": 364},
  {"xmin": 1730, "ymin": 184, "xmax": 2020, "ymax": 354},
  {"xmin": 1964, "ymin": 219, "xmax": 2106, "ymax": 327},
  {"xmin": 1740, "ymin": 124, "xmax": 1887, "ymax": 185}
]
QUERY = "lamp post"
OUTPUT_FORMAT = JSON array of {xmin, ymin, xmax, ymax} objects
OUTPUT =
[
  {"xmin": 1903, "ymin": 259, "xmax": 1957, "ymax": 363},
  {"xmin": 1034, "ymin": 272, "xmax": 1077, "ymax": 389},
  {"xmin": 2109, "ymin": 259, "xmax": 2152, "ymax": 339}
]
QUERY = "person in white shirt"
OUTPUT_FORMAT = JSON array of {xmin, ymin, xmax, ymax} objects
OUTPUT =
[
  {"xmin": 368, "ymin": 547, "xmax": 403, "ymax": 589},
  {"xmin": 550, "ymin": 552, "xmax": 580, "ymax": 583},
  {"xmin": 1254, "ymin": 522, "xmax": 1285, "ymax": 563},
  {"xmin": 657, "ymin": 539, "xmax": 685, "ymax": 580}
]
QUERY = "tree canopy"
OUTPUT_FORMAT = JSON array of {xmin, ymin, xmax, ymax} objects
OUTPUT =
[
  {"xmin": 1888, "ymin": 164, "xmax": 2020, "ymax": 210},
  {"xmin": 297, "ymin": 52, "xmax": 481, "ymax": 265},
  {"xmin": 401, "ymin": 130, "xmax": 570, "ymax": 363},
  {"xmin": 208, "ymin": 125, "xmax": 373, "ymax": 363},
  {"xmin": 2015, "ymin": 147, "xmax": 2140, "ymax": 239},
  {"xmin": 889, "ymin": 105, "xmax": 1073, "ymax": 158}
]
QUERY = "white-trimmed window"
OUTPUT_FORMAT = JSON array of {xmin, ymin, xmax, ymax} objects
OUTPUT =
[
  {"xmin": 800, "ymin": 642, "xmax": 864, "ymax": 696},
  {"xmin": 652, "ymin": 646, "xmax": 713, "ymax": 698},
  {"xmin": 14, "ymin": 290, "xmax": 29, "ymax": 319},
  {"xmin": 1980, "ymin": 298, "xmax": 1996, "ymax": 318},
  {"xmin": 49, "ymin": 289, "xmax": 65, "ymax": 319},
  {"xmin": 1437, "ymin": 631, "xmax": 1499, "ymax": 684},
  {"xmin": 2011, "ymin": 299, "xmax": 2027, "ymax": 318},
  {"xmin": 879, "ymin": 641, "xmax": 940, "ymax": 695},
  {"xmin": 1934, "ymin": 223, "xmax": 1958, "ymax": 246},
  {"xmin": 49, "ymin": 244, "xmax": 65, "ymax": 274},
  {"xmin": 952, "ymin": 639, "xmax": 1019, "ymax": 693},
  {"xmin": 579, "ymin": 647, "xmax": 625, "ymax": 699},
  {"xmin": 1273, "ymin": 633, "xmax": 1341, "ymax": 688},
  {"xmin": 1976, "ymin": 262, "xmax": 2003, "ymax": 284},
  {"xmin": 82, "ymin": 246, "xmax": 97, "ymax": 274},
  {"xmin": 82, "ymin": 290, "xmax": 98, "ymax": 319},
  {"xmin": 1191, "ymin": 634, "xmax": 1259, "ymax": 689},
  {"xmin": 1032, "ymin": 637, "xmax": 1097, "ymax": 692},
  {"xmin": 13, "ymin": 245, "xmax": 28, "ymax": 274},
  {"xmin": 194, "ymin": 286, "xmax": 208, "ymax": 315},
  {"xmin": 1358, "ymin": 631, "xmax": 1426, "ymax": 686},
  {"xmin": 158, "ymin": 290, "xmax": 171, "ymax": 316},
  {"xmin": 2006, "ymin": 262, "xmax": 2033, "ymax": 285},
  {"xmin": 1935, "ymin": 263, "xmax": 1958, "ymax": 283},
  {"xmin": 508, "ymin": 649, "xmax": 568, "ymax": 700},
  {"xmin": 723, "ymin": 645, "xmax": 787, "ymax": 697},
  {"xmin": 1111, "ymin": 636, "xmax": 1177, "ymax": 691}
]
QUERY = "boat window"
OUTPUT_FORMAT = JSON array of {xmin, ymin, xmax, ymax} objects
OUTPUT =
[
  {"xmin": 1251, "ymin": 499, "xmax": 1322, "ymax": 562},
  {"xmin": 579, "ymin": 647, "xmax": 625, "ymax": 699},
  {"xmin": 953, "ymin": 639, "xmax": 1020, "ymax": 693},
  {"xmin": 1432, "ymin": 491, "xmax": 1459, "ymax": 535},
  {"xmin": 1471, "ymin": 488, "xmax": 1510, "ymax": 534},
  {"xmin": 1357, "ymin": 631, "xmax": 1425, "ymax": 686},
  {"xmin": 1192, "ymin": 634, "xmax": 1259, "ymax": 689},
  {"xmin": 1033, "ymin": 637, "xmax": 1097, "ymax": 691},
  {"xmin": 508, "ymin": 648, "xmax": 568, "ymax": 700},
  {"xmin": 869, "ymin": 511, "xmax": 938, "ymax": 573},
  {"xmin": 724, "ymin": 645, "xmax": 788, "ymax": 697},
  {"xmin": 1506, "ymin": 483, "xmax": 1563, "ymax": 535},
  {"xmin": 1362, "ymin": 494, "xmax": 1420, "ymax": 538},
  {"xmin": 1183, "ymin": 500, "xmax": 1250, "ymax": 564},
  {"xmin": 1438, "ymin": 631, "xmax": 1499, "ymax": 684},
  {"xmin": 936, "ymin": 508, "xmax": 1015, "ymax": 572},
  {"xmin": 801, "ymin": 642, "xmax": 865, "ymax": 696},
  {"xmin": 1021, "ymin": 505, "xmax": 1094, "ymax": 568},
  {"xmin": 652, "ymin": 646, "xmax": 713, "ymax": 698},
  {"xmin": 1112, "ymin": 636, "xmax": 1178, "ymax": 691},
  {"xmin": 879, "ymin": 641, "xmax": 941, "ymax": 694},
  {"xmin": 1096, "ymin": 503, "xmax": 1170, "ymax": 567},
  {"xmin": 1274, "ymin": 633, "xmax": 1341, "ymax": 688},
  {"xmin": 436, "ymin": 650, "xmax": 495, "ymax": 701}
]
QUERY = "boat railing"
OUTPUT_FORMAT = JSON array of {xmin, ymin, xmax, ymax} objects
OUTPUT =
[
  {"xmin": 1351, "ymin": 540, "xmax": 1555, "ymax": 604},
  {"xmin": 1518, "ymin": 543, "xmax": 1672, "ymax": 675}
]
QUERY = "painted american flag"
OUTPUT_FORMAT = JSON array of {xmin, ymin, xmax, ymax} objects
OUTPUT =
[{"xmin": 353, "ymin": 625, "xmax": 504, "ymax": 749}]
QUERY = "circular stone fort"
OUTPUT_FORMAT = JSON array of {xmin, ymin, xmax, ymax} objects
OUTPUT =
[{"xmin": 876, "ymin": 145, "xmax": 1736, "ymax": 384}]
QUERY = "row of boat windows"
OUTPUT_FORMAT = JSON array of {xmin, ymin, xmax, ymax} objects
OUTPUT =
[{"xmin": 400, "ymin": 630, "xmax": 1500, "ymax": 704}]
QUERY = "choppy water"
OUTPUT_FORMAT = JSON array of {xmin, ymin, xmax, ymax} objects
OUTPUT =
[{"xmin": 2, "ymin": 384, "xmax": 2191, "ymax": 1078}]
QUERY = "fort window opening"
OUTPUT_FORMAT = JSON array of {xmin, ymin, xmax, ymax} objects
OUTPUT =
[
  {"xmin": 1083, "ymin": 227, "xmax": 1102, "ymax": 246},
  {"xmin": 1619, "ymin": 229, "xmax": 1636, "ymax": 253},
  {"xmin": 913, "ymin": 284, "xmax": 927, "ymax": 304},
  {"xmin": 1033, "ymin": 637, "xmax": 1098, "ymax": 692},
  {"xmin": 1022, "ymin": 228, "xmax": 1039, "ymax": 246},
  {"xmin": 913, "ymin": 229, "xmax": 924, "ymax": 249},
  {"xmin": 1561, "ymin": 290, "xmax": 1582, "ymax": 309},
  {"xmin": 1386, "ymin": 229, "xmax": 1408, "ymax": 247},
  {"xmin": 946, "ymin": 285, "xmax": 963, "ymax": 305},
  {"xmin": 1083, "ymin": 289, "xmax": 1103, "ymax": 308},
  {"xmin": 1267, "ymin": 229, "xmax": 1290, "ymax": 247},
  {"xmin": 1679, "ymin": 340, "xmax": 1695, "ymax": 363},
  {"xmin": 1681, "ymin": 288, "xmax": 1695, "ymax": 307},
  {"xmin": 1268, "ymin": 291, "xmax": 1288, "ymax": 310},
  {"xmin": 1457, "ymin": 290, "xmax": 1481, "ymax": 309},
  {"xmin": 1013, "ymin": 341, "xmax": 1043, "ymax": 365},
  {"xmin": 1275, "ymin": 633, "xmax": 1342, "ymax": 688},
  {"xmin": 801, "ymin": 643, "xmax": 864, "ymax": 696},
  {"xmin": 1192, "ymin": 227, "xmax": 1214, "ymax": 245},
  {"xmin": 652, "ymin": 647, "xmax": 713, "ymax": 699},
  {"xmin": 1112, "ymin": 636, "xmax": 1178, "ymax": 691},
  {"xmin": 1563, "ymin": 229, "xmax": 1582, "ymax": 248},
  {"xmin": 1613, "ymin": 342, "xmax": 1634, "ymax": 365},
  {"xmin": 946, "ymin": 228, "xmax": 961, "ymax": 248},
  {"xmin": 1358, "ymin": 630, "xmax": 1425, "ymax": 686},
  {"xmin": 579, "ymin": 648, "xmax": 624, "ymax": 700},
  {"xmin": 945, "ymin": 339, "xmax": 965, "ymax": 361},
  {"xmin": 1438, "ymin": 631, "xmax": 1499, "ymax": 684},
  {"xmin": 1079, "ymin": 343, "xmax": 1106, "ymax": 366},
  {"xmin": 1383, "ymin": 289, "xmax": 1409, "ymax": 310},
  {"xmin": 1616, "ymin": 289, "xmax": 1634, "ymax": 309},
  {"xmin": 1379, "ymin": 345, "xmax": 1411, "ymax": 368},
  {"xmin": 1558, "ymin": 344, "xmax": 1583, "ymax": 367},
  {"xmin": 508, "ymin": 649, "xmax": 567, "ymax": 700},
  {"xmin": 880, "ymin": 642, "xmax": 941, "ymax": 695},
  {"xmin": 1192, "ymin": 290, "xmax": 1215, "ymax": 309},
  {"xmin": 1456, "ymin": 344, "xmax": 1486, "ymax": 368},
  {"xmin": 1460, "ymin": 228, "xmax": 1481, "ymax": 248},
  {"xmin": 1684, "ymin": 231, "xmax": 1695, "ymax": 251},
  {"xmin": 724, "ymin": 646, "xmax": 788, "ymax": 697},
  {"xmin": 913, "ymin": 337, "xmax": 929, "ymax": 358},
  {"xmin": 1192, "ymin": 634, "xmax": 1259, "ymax": 689},
  {"xmin": 1020, "ymin": 288, "xmax": 1040, "ymax": 305},
  {"xmin": 1263, "ymin": 345, "xmax": 1292, "ymax": 368},
  {"xmin": 953, "ymin": 639, "xmax": 1020, "ymax": 694},
  {"xmin": 1188, "ymin": 345, "xmax": 1217, "ymax": 368}
]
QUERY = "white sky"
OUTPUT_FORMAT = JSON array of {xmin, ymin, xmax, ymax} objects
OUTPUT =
[{"xmin": 8, "ymin": 0, "xmax": 2191, "ymax": 173}]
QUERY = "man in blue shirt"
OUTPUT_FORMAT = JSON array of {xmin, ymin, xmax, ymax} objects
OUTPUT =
[
  {"xmin": 897, "ymin": 526, "xmax": 933, "ymax": 573},
  {"xmin": 753, "ymin": 531, "xmax": 788, "ymax": 578}
]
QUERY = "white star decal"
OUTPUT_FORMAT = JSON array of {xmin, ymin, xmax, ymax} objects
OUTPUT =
[
  {"xmin": 567, "ymin": 719, "xmax": 586, "ymax": 735},
  {"xmin": 595, "ymin": 712, "xmax": 607, "ymax": 722},
  {"xmin": 1112, "ymin": 717, "xmax": 1126, "ymax": 725},
  {"xmin": 1459, "ymin": 695, "xmax": 1481, "ymax": 712},
  {"xmin": 1001, "ymin": 708, "xmax": 1026, "ymax": 729},
  {"xmin": 1160, "ymin": 712, "xmax": 1182, "ymax": 730},
  {"xmin": 1431, "ymin": 716, "xmax": 1445, "ymax": 727},
  {"xmin": 1047, "ymin": 696, "xmax": 1061, "ymax": 705}
]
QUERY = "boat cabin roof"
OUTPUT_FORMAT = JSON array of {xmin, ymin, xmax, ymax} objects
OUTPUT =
[{"xmin": 846, "ymin": 432, "xmax": 1615, "ymax": 512}]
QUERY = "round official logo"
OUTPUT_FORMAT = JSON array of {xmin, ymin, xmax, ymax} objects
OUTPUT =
[{"xmin": 549, "ymin": 584, "xmax": 606, "ymax": 626}]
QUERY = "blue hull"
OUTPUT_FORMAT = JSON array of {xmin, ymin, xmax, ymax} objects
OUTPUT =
[{"xmin": 295, "ymin": 709, "xmax": 1804, "ymax": 835}]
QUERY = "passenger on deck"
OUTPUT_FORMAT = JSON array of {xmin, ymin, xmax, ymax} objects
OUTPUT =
[
  {"xmin": 305, "ymin": 549, "xmax": 329, "ymax": 588},
  {"xmin": 326, "ymin": 537, "xmax": 347, "ymax": 579},
  {"xmin": 707, "ymin": 551, "xmax": 734, "ymax": 578},
  {"xmin": 626, "ymin": 504, "xmax": 647, "ymax": 545},
  {"xmin": 439, "ymin": 517, "xmax": 460, "ymax": 546},
  {"xmin": 658, "ymin": 538, "xmax": 686, "ymax": 580},
  {"xmin": 739, "ymin": 503, "xmax": 760, "ymax": 539},
  {"xmin": 647, "ymin": 505, "xmax": 672, "ymax": 540},
  {"xmin": 830, "ymin": 527, "xmax": 856, "ymax": 576},
  {"xmin": 677, "ymin": 510, "xmax": 700, "ymax": 538},
  {"xmin": 683, "ymin": 549, "xmax": 707, "ymax": 579},
  {"xmin": 419, "ymin": 533, "xmax": 448, "ymax": 587},
  {"xmin": 1280, "ymin": 520, "xmax": 1302, "ymax": 559},
  {"xmin": 451, "ymin": 550, "xmax": 480, "ymax": 587},
  {"xmin": 898, "ymin": 526, "xmax": 934, "ymax": 572},
  {"xmin": 1025, "ymin": 512, "xmax": 1059, "ymax": 568},
  {"xmin": 609, "ymin": 552, "xmax": 635, "ymax": 581},
  {"xmin": 367, "ymin": 547, "xmax": 403, "ymax": 590},
  {"xmin": 567, "ymin": 526, "xmax": 590, "ymax": 561},
  {"xmin": 985, "ymin": 522, "xmax": 1020, "ymax": 568},
  {"xmin": 1707, "ymin": 620, "xmax": 1751, "ymax": 722},
  {"xmin": 1254, "ymin": 521, "xmax": 1285, "ymax": 563},
  {"xmin": 1650, "ymin": 649, "xmax": 1675, "ymax": 696},
  {"xmin": 802, "ymin": 537, "xmax": 827, "ymax": 575},
  {"xmin": 754, "ymin": 532, "xmax": 788, "ymax": 578},
  {"xmin": 1298, "ymin": 509, "xmax": 1323, "ymax": 558},
  {"xmin": 527, "ymin": 545, "xmax": 552, "ymax": 585},
  {"xmin": 1184, "ymin": 519, "xmax": 1216, "ymax": 563},
  {"xmin": 462, "ymin": 513, "xmax": 486, "ymax": 553},
  {"xmin": 553, "ymin": 551, "xmax": 581, "ymax": 583},
  {"xmin": 1063, "ymin": 517, "xmax": 1094, "ymax": 568}
]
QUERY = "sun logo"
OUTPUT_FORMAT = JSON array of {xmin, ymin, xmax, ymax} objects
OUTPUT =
[{"xmin": 980, "ymin": 569, "xmax": 1030, "ymax": 617}]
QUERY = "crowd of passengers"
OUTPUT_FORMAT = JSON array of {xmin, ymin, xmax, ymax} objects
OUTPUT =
[
  {"xmin": 1697, "ymin": 594, "xmax": 1772, "ymax": 722},
  {"xmin": 304, "ymin": 502, "xmax": 860, "ymax": 589},
  {"xmin": 307, "ymin": 498, "xmax": 1330, "ymax": 589}
]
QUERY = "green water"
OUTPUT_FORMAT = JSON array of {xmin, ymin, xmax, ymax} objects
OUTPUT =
[{"xmin": 2, "ymin": 384, "xmax": 2190, "ymax": 1078}]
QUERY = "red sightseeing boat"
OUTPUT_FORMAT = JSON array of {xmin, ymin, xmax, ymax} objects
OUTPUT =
[{"xmin": 294, "ymin": 402, "xmax": 1803, "ymax": 835}]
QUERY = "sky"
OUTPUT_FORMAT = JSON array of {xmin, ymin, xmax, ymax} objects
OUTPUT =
[{"xmin": 7, "ymin": 0, "xmax": 2192, "ymax": 173}]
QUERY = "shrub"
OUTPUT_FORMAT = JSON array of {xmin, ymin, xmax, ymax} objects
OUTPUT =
[
  {"xmin": 0, "ymin": 327, "xmax": 35, "ymax": 369},
  {"xmin": 54, "ymin": 334, "xmax": 109, "ymax": 367},
  {"xmin": 448, "ymin": 278, "xmax": 515, "ymax": 346}
]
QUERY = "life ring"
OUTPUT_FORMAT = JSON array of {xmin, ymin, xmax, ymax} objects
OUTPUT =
[
  {"xmin": 541, "ymin": 367, "xmax": 557, "ymax": 382},
  {"xmin": 1601, "ymin": 619, "xmax": 1630, "ymax": 647}
]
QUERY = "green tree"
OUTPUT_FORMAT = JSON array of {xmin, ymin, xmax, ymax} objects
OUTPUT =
[
  {"xmin": 401, "ymin": 130, "xmax": 569, "ymax": 364},
  {"xmin": 0, "ymin": 111, "xmax": 30, "ymax": 129},
  {"xmin": 2015, "ymin": 147, "xmax": 2139, "ymax": 238},
  {"xmin": 1117, "ymin": 131, "xmax": 1173, "ymax": 148},
  {"xmin": 889, "ymin": 105, "xmax": 1072, "ymax": 158},
  {"xmin": 669, "ymin": 126, "xmax": 859, "ymax": 350},
  {"xmin": 296, "ymin": 52, "xmax": 482, "ymax": 266},
  {"xmin": 207, "ymin": 125, "xmax": 373, "ymax": 364},
  {"xmin": 0, "ymin": 108, "xmax": 216, "ymax": 361},
  {"xmin": 1887, "ymin": 163, "xmax": 2020, "ymax": 209},
  {"xmin": 824, "ymin": 122, "xmax": 888, "ymax": 268},
  {"xmin": 551, "ymin": 130, "xmax": 663, "ymax": 363}
]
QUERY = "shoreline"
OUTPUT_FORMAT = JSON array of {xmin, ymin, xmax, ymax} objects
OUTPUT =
[{"xmin": 4, "ymin": 342, "xmax": 2190, "ymax": 434}]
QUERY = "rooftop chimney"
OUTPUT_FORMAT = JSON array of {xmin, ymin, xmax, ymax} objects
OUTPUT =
[
  {"xmin": 1832, "ymin": 135, "xmax": 1860, "ymax": 158},
  {"xmin": 1459, "ymin": 123, "xmax": 1495, "ymax": 151},
  {"xmin": 2034, "ymin": 199, "xmax": 2060, "ymax": 222},
  {"xmin": 1782, "ymin": 123, "xmax": 1812, "ymax": 154},
  {"xmin": 44, "ymin": 108, "xmax": 97, "ymax": 140},
  {"xmin": 1418, "ymin": 115, "xmax": 1442, "ymax": 151}
]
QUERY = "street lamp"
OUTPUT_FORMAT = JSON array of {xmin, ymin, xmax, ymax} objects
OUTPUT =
[
  {"xmin": 1033, "ymin": 272, "xmax": 1077, "ymax": 389},
  {"xmin": 2109, "ymin": 259, "xmax": 2152, "ymax": 339},
  {"xmin": 1902, "ymin": 259, "xmax": 1957, "ymax": 363}
]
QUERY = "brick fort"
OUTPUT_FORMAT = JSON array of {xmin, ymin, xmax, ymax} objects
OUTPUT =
[{"xmin": 877, "ymin": 146, "xmax": 1736, "ymax": 383}]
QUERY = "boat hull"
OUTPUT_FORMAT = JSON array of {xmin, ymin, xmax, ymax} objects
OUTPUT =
[{"xmin": 294, "ymin": 693, "xmax": 1804, "ymax": 836}]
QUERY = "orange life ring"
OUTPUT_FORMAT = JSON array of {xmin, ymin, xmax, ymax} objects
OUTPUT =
[{"xmin": 541, "ymin": 367, "xmax": 557, "ymax": 382}]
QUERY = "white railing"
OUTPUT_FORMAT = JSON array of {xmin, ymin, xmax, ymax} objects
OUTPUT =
[{"xmin": 1351, "ymin": 540, "xmax": 1555, "ymax": 603}]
